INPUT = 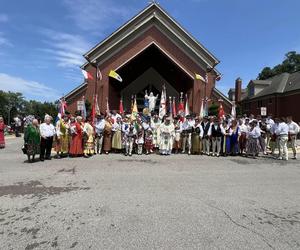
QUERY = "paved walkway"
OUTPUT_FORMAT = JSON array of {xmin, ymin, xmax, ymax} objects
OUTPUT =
[{"xmin": 0, "ymin": 138, "xmax": 300, "ymax": 249}]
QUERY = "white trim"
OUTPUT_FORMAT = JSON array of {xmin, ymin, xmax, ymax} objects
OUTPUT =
[
  {"xmin": 84, "ymin": 4, "xmax": 155, "ymax": 57},
  {"xmin": 90, "ymin": 14, "xmax": 155, "ymax": 63},
  {"xmin": 154, "ymin": 20, "xmax": 213, "ymax": 70},
  {"xmin": 114, "ymin": 41, "xmax": 195, "ymax": 80},
  {"xmin": 156, "ymin": 4, "xmax": 219, "ymax": 64},
  {"xmin": 64, "ymin": 82, "xmax": 87, "ymax": 99},
  {"xmin": 83, "ymin": 3, "xmax": 219, "ymax": 68}
]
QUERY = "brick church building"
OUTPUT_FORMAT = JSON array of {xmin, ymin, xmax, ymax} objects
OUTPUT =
[{"xmin": 65, "ymin": 3, "xmax": 232, "ymax": 114}]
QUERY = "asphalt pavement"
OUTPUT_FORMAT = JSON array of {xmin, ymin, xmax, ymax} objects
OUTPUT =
[{"xmin": 0, "ymin": 137, "xmax": 300, "ymax": 250}]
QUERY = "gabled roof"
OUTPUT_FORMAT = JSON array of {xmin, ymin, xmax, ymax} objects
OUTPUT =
[
  {"xmin": 212, "ymin": 87, "xmax": 232, "ymax": 106},
  {"xmin": 82, "ymin": 3, "xmax": 220, "ymax": 75},
  {"xmin": 64, "ymin": 82, "xmax": 87, "ymax": 100},
  {"xmin": 249, "ymin": 71, "xmax": 300, "ymax": 99}
]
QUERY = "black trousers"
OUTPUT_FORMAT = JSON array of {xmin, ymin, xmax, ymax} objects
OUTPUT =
[{"xmin": 40, "ymin": 137, "xmax": 53, "ymax": 159}]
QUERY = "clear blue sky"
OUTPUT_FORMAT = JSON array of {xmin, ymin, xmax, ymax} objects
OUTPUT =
[{"xmin": 0, "ymin": 0, "xmax": 299, "ymax": 101}]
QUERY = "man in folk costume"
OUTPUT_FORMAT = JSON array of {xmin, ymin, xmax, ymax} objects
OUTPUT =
[
  {"xmin": 55, "ymin": 115, "xmax": 70, "ymax": 158},
  {"xmin": 191, "ymin": 117, "xmax": 203, "ymax": 155},
  {"xmin": 201, "ymin": 116, "xmax": 211, "ymax": 155},
  {"xmin": 287, "ymin": 116, "xmax": 300, "ymax": 160},
  {"xmin": 208, "ymin": 117, "xmax": 224, "ymax": 157},
  {"xmin": 94, "ymin": 115, "xmax": 105, "ymax": 154},
  {"xmin": 39, "ymin": 115, "xmax": 56, "ymax": 161},
  {"xmin": 238, "ymin": 118, "xmax": 248, "ymax": 155},
  {"xmin": 275, "ymin": 117, "xmax": 289, "ymax": 161},
  {"xmin": 181, "ymin": 115, "xmax": 194, "ymax": 155},
  {"xmin": 150, "ymin": 113, "xmax": 161, "ymax": 149},
  {"xmin": 112, "ymin": 116, "xmax": 123, "ymax": 152},
  {"xmin": 173, "ymin": 116, "xmax": 182, "ymax": 154},
  {"xmin": 122, "ymin": 119, "xmax": 136, "ymax": 156},
  {"xmin": 269, "ymin": 118, "xmax": 279, "ymax": 156},
  {"xmin": 83, "ymin": 118, "xmax": 95, "ymax": 157},
  {"xmin": 69, "ymin": 116, "xmax": 84, "ymax": 157},
  {"xmin": 158, "ymin": 116, "xmax": 175, "ymax": 155}
]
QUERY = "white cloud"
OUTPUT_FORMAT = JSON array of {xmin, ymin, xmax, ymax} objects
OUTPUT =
[
  {"xmin": 0, "ymin": 32, "xmax": 12, "ymax": 47},
  {"xmin": 0, "ymin": 73, "xmax": 60, "ymax": 101},
  {"xmin": 0, "ymin": 14, "xmax": 8, "ymax": 23},
  {"xmin": 39, "ymin": 29, "xmax": 92, "ymax": 68},
  {"xmin": 62, "ymin": 0, "xmax": 133, "ymax": 32}
]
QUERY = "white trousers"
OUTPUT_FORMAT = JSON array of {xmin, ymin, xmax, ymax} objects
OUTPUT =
[
  {"xmin": 212, "ymin": 137, "xmax": 222, "ymax": 155},
  {"xmin": 279, "ymin": 135, "xmax": 288, "ymax": 160},
  {"xmin": 202, "ymin": 138, "xmax": 211, "ymax": 155}
]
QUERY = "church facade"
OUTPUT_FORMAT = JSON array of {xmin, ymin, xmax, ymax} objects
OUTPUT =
[{"xmin": 65, "ymin": 3, "xmax": 232, "ymax": 114}]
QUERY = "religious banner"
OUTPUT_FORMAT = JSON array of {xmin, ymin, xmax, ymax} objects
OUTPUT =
[{"xmin": 159, "ymin": 86, "xmax": 166, "ymax": 119}]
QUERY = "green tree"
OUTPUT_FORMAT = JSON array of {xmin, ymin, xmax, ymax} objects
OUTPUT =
[
  {"xmin": 208, "ymin": 103, "xmax": 219, "ymax": 116},
  {"xmin": 257, "ymin": 51, "xmax": 300, "ymax": 80}
]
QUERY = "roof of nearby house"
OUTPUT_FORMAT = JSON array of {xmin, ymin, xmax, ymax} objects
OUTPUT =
[
  {"xmin": 212, "ymin": 87, "xmax": 232, "ymax": 106},
  {"xmin": 64, "ymin": 82, "xmax": 87, "ymax": 100},
  {"xmin": 249, "ymin": 71, "xmax": 300, "ymax": 99}
]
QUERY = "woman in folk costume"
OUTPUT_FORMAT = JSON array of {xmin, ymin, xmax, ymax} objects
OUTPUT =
[
  {"xmin": 83, "ymin": 118, "xmax": 95, "ymax": 157},
  {"xmin": 24, "ymin": 118, "xmax": 40, "ymax": 163},
  {"xmin": 0, "ymin": 117, "xmax": 6, "ymax": 149},
  {"xmin": 230, "ymin": 119, "xmax": 240, "ymax": 156},
  {"xmin": 150, "ymin": 113, "xmax": 161, "ymax": 150},
  {"xmin": 191, "ymin": 117, "xmax": 203, "ymax": 155},
  {"xmin": 69, "ymin": 116, "xmax": 84, "ymax": 157},
  {"xmin": 158, "ymin": 116, "xmax": 175, "ymax": 155},
  {"xmin": 55, "ymin": 115, "xmax": 70, "ymax": 158},
  {"xmin": 246, "ymin": 120, "xmax": 261, "ymax": 159},
  {"xmin": 103, "ymin": 116, "xmax": 113, "ymax": 154},
  {"xmin": 222, "ymin": 120, "xmax": 232, "ymax": 156},
  {"xmin": 111, "ymin": 117, "xmax": 123, "ymax": 151},
  {"xmin": 173, "ymin": 116, "xmax": 182, "ymax": 154}
]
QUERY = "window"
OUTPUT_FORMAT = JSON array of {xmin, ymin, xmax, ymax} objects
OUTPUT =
[{"xmin": 257, "ymin": 100, "xmax": 263, "ymax": 108}]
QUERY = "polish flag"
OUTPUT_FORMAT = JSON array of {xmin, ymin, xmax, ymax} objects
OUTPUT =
[{"xmin": 81, "ymin": 69, "xmax": 94, "ymax": 80}]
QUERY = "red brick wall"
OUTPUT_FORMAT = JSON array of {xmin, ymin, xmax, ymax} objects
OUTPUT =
[{"xmin": 241, "ymin": 92, "xmax": 300, "ymax": 122}]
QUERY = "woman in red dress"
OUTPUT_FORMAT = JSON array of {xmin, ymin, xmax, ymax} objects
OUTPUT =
[
  {"xmin": 69, "ymin": 116, "xmax": 84, "ymax": 157},
  {"xmin": 0, "ymin": 117, "xmax": 6, "ymax": 149}
]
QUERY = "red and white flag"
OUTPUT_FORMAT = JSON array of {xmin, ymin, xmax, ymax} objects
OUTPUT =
[
  {"xmin": 184, "ymin": 94, "xmax": 190, "ymax": 117},
  {"xmin": 81, "ymin": 69, "xmax": 94, "ymax": 80},
  {"xmin": 97, "ymin": 67, "xmax": 102, "ymax": 81}
]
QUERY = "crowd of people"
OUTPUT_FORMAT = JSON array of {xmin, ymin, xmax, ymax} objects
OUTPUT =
[{"xmin": 1, "ymin": 109, "xmax": 298, "ymax": 163}]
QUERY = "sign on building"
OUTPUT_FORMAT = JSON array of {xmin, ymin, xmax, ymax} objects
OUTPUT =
[
  {"xmin": 77, "ymin": 100, "xmax": 84, "ymax": 111},
  {"xmin": 261, "ymin": 107, "xmax": 267, "ymax": 116}
]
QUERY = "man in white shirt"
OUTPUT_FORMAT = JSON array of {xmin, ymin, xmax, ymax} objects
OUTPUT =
[
  {"xmin": 275, "ymin": 118, "xmax": 289, "ymax": 161},
  {"xmin": 181, "ymin": 115, "xmax": 195, "ymax": 155},
  {"xmin": 94, "ymin": 115, "xmax": 105, "ymax": 154},
  {"xmin": 287, "ymin": 116, "xmax": 300, "ymax": 159},
  {"xmin": 40, "ymin": 115, "xmax": 56, "ymax": 161}
]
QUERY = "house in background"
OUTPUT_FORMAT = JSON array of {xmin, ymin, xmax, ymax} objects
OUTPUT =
[{"xmin": 231, "ymin": 71, "xmax": 300, "ymax": 121}]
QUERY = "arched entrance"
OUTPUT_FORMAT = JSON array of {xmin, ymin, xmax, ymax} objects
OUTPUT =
[{"xmin": 108, "ymin": 43, "xmax": 194, "ymax": 112}]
